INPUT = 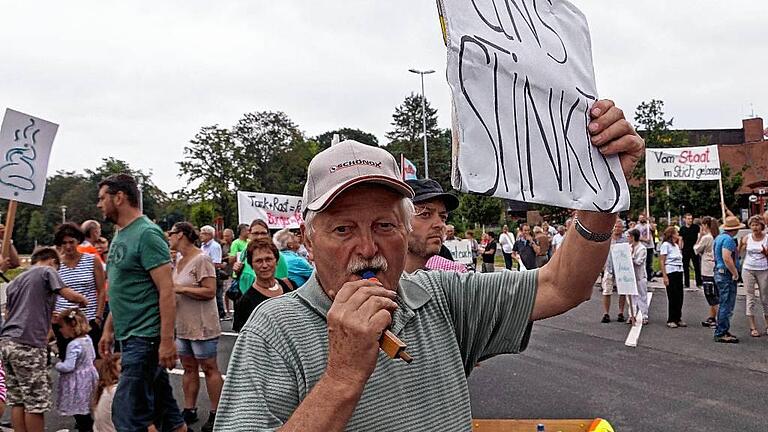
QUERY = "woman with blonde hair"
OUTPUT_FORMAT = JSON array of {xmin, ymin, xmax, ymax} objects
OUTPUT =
[{"xmin": 739, "ymin": 215, "xmax": 768, "ymax": 337}]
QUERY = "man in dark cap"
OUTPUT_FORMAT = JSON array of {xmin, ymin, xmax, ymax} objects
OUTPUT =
[{"xmin": 403, "ymin": 179, "xmax": 460, "ymax": 273}]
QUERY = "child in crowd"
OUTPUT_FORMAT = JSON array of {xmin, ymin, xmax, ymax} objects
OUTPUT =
[
  {"xmin": 55, "ymin": 307, "xmax": 99, "ymax": 432},
  {"xmin": 0, "ymin": 247, "xmax": 87, "ymax": 432},
  {"xmin": 92, "ymin": 354, "xmax": 156, "ymax": 432},
  {"xmin": 93, "ymin": 353, "xmax": 120, "ymax": 432}
]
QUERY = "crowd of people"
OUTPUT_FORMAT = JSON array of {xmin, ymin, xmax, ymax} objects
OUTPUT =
[{"xmin": 0, "ymin": 97, "xmax": 650, "ymax": 431}]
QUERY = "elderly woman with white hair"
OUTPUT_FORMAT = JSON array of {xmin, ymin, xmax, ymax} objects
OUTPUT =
[{"xmin": 273, "ymin": 228, "xmax": 314, "ymax": 288}]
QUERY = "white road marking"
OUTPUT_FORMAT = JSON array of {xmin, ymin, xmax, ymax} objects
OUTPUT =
[
  {"xmin": 168, "ymin": 368, "xmax": 226, "ymax": 380},
  {"xmin": 221, "ymin": 331, "xmax": 238, "ymax": 337},
  {"xmin": 625, "ymin": 292, "xmax": 653, "ymax": 347}
]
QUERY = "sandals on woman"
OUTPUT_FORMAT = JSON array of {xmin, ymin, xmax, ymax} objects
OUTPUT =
[{"xmin": 750, "ymin": 328, "xmax": 761, "ymax": 337}]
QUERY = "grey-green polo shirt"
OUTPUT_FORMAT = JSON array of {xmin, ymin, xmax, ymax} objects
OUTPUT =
[{"xmin": 215, "ymin": 268, "xmax": 538, "ymax": 431}]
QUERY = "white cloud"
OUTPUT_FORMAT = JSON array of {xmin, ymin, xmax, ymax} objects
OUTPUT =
[{"xmin": 1, "ymin": 0, "xmax": 765, "ymax": 193}]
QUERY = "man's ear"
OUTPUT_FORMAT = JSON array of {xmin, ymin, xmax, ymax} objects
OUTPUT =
[{"xmin": 300, "ymin": 224, "xmax": 313, "ymax": 262}]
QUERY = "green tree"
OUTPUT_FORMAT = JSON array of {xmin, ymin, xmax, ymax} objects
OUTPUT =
[
  {"xmin": 453, "ymin": 194, "xmax": 504, "ymax": 227},
  {"xmin": 178, "ymin": 111, "xmax": 310, "ymax": 227},
  {"xmin": 233, "ymin": 111, "xmax": 303, "ymax": 192},
  {"xmin": 385, "ymin": 93, "xmax": 453, "ymax": 191},
  {"xmin": 189, "ymin": 201, "xmax": 216, "ymax": 228},
  {"xmin": 26, "ymin": 210, "xmax": 46, "ymax": 248},
  {"xmin": 177, "ymin": 126, "xmax": 239, "ymax": 226},
  {"xmin": 315, "ymin": 128, "xmax": 378, "ymax": 150}
]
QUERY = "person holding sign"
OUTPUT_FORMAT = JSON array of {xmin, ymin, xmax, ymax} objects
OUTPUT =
[
  {"xmin": 694, "ymin": 216, "xmax": 719, "ymax": 328},
  {"xmin": 600, "ymin": 220, "xmax": 627, "ymax": 324},
  {"xmin": 216, "ymin": 107, "xmax": 644, "ymax": 430},
  {"xmin": 627, "ymin": 229, "xmax": 649, "ymax": 325}
]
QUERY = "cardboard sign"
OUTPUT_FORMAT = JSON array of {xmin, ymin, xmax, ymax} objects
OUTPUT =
[
  {"xmin": 237, "ymin": 191, "xmax": 304, "ymax": 229},
  {"xmin": 443, "ymin": 239, "xmax": 474, "ymax": 264},
  {"xmin": 0, "ymin": 109, "xmax": 59, "ymax": 205},
  {"xmin": 645, "ymin": 145, "xmax": 721, "ymax": 181},
  {"xmin": 610, "ymin": 243, "xmax": 638, "ymax": 295},
  {"xmin": 438, "ymin": 0, "xmax": 629, "ymax": 212}
]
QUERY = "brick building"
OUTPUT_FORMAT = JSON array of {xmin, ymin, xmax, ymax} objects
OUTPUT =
[{"xmin": 681, "ymin": 117, "xmax": 768, "ymax": 214}]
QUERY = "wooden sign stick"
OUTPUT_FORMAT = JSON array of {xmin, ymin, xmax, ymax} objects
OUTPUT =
[{"xmin": 1, "ymin": 200, "xmax": 18, "ymax": 259}]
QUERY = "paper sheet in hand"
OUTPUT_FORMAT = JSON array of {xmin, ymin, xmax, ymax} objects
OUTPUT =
[
  {"xmin": 0, "ymin": 109, "xmax": 58, "ymax": 206},
  {"xmin": 438, "ymin": 0, "xmax": 629, "ymax": 212}
]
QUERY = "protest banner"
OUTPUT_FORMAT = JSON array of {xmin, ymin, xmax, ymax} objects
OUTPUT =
[
  {"xmin": 0, "ymin": 109, "xmax": 59, "ymax": 256},
  {"xmin": 645, "ymin": 145, "xmax": 721, "ymax": 181},
  {"xmin": 237, "ymin": 191, "xmax": 304, "ymax": 229},
  {"xmin": 437, "ymin": 0, "xmax": 629, "ymax": 213},
  {"xmin": 443, "ymin": 239, "xmax": 474, "ymax": 264},
  {"xmin": 610, "ymin": 243, "xmax": 637, "ymax": 296},
  {"xmin": 644, "ymin": 145, "xmax": 725, "ymax": 220}
]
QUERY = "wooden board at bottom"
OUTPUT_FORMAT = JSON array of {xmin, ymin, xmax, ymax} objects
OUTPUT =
[{"xmin": 472, "ymin": 419, "xmax": 593, "ymax": 432}]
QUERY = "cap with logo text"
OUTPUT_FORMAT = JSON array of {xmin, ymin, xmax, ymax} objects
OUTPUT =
[{"xmin": 302, "ymin": 140, "xmax": 414, "ymax": 217}]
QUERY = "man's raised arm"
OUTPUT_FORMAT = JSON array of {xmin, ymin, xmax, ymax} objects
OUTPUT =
[{"xmin": 533, "ymin": 100, "xmax": 644, "ymax": 321}]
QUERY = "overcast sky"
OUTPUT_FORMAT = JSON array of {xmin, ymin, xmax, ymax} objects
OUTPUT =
[{"xmin": 1, "ymin": 1, "xmax": 765, "ymax": 194}]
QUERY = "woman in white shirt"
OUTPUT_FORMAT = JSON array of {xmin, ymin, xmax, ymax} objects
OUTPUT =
[
  {"xmin": 738, "ymin": 215, "xmax": 768, "ymax": 337},
  {"xmin": 498, "ymin": 225, "xmax": 515, "ymax": 270},
  {"xmin": 694, "ymin": 216, "xmax": 719, "ymax": 328},
  {"xmin": 659, "ymin": 226, "xmax": 686, "ymax": 328}
]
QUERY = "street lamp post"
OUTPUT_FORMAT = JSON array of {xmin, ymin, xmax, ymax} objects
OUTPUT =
[
  {"xmin": 60, "ymin": 205, "xmax": 67, "ymax": 224},
  {"xmin": 409, "ymin": 68, "xmax": 435, "ymax": 179}
]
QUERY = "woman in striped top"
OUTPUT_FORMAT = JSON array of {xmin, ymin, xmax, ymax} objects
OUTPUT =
[{"xmin": 52, "ymin": 222, "xmax": 107, "ymax": 362}]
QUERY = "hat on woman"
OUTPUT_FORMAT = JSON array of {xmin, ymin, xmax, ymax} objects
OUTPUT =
[{"xmin": 722, "ymin": 216, "xmax": 745, "ymax": 231}]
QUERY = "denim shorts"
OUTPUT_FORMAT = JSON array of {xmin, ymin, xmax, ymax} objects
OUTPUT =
[
  {"xmin": 113, "ymin": 336, "xmax": 185, "ymax": 432},
  {"xmin": 175, "ymin": 337, "xmax": 219, "ymax": 360}
]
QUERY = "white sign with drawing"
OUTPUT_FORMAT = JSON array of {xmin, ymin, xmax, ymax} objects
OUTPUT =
[
  {"xmin": 610, "ymin": 243, "xmax": 638, "ymax": 296},
  {"xmin": 0, "ymin": 109, "xmax": 59, "ymax": 206},
  {"xmin": 237, "ymin": 191, "xmax": 304, "ymax": 229},
  {"xmin": 444, "ymin": 239, "xmax": 474, "ymax": 264},
  {"xmin": 438, "ymin": 0, "xmax": 629, "ymax": 212}
]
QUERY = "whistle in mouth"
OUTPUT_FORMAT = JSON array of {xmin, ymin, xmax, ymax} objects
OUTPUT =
[{"xmin": 361, "ymin": 270, "xmax": 413, "ymax": 364}]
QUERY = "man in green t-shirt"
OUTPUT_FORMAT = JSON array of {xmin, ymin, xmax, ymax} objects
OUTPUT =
[
  {"xmin": 228, "ymin": 224, "xmax": 249, "ymax": 263},
  {"xmin": 96, "ymin": 174, "xmax": 187, "ymax": 432}
]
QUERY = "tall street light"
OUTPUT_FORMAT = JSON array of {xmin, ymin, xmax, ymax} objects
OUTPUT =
[
  {"xmin": 409, "ymin": 68, "xmax": 435, "ymax": 179},
  {"xmin": 60, "ymin": 205, "xmax": 67, "ymax": 224}
]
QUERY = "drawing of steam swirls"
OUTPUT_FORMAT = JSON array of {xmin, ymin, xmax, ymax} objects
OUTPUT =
[{"xmin": 0, "ymin": 119, "xmax": 39, "ymax": 196}]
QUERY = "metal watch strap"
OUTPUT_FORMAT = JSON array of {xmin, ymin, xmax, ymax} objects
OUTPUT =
[{"xmin": 574, "ymin": 216, "xmax": 612, "ymax": 243}]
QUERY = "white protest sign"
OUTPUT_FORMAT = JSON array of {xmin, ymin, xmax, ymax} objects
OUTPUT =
[
  {"xmin": 610, "ymin": 243, "xmax": 637, "ymax": 295},
  {"xmin": 237, "ymin": 191, "xmax": 304, "ymax": 229},
  {"xmin": 438, "ymin": 0, "xmax": 628, "ymax": 212},
  {"xmin": 444, "ymin": 239, "xmax": 474, "ymax": 264},
  {"xmin": 0, "ymin": 109, "xmax": 59, "ymax": 205},
  {"xmin": 645, "ymin": 145, "xmax": 721, "ymax": 181}
]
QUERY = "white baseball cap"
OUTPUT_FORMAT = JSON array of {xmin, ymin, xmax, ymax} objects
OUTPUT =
[{"xmin": 302, "ymin": 140, "xmax": 414, "ymax": 217}]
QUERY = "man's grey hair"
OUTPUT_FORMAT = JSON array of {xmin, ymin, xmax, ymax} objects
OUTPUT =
[
  {"xmin": 304, "ymin": 197, "xmax": 415, "ymax": 240},
  {"xmin": 273, "ymin": 227, "xmax": 294, "ymax": 251},
  {"xmin": 81, "ymin": 220, "xmax": 101, "ymax": 239},
  {"xmin": 200, "ymin": 225, "xmax": 216, "ymax": 235}
]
